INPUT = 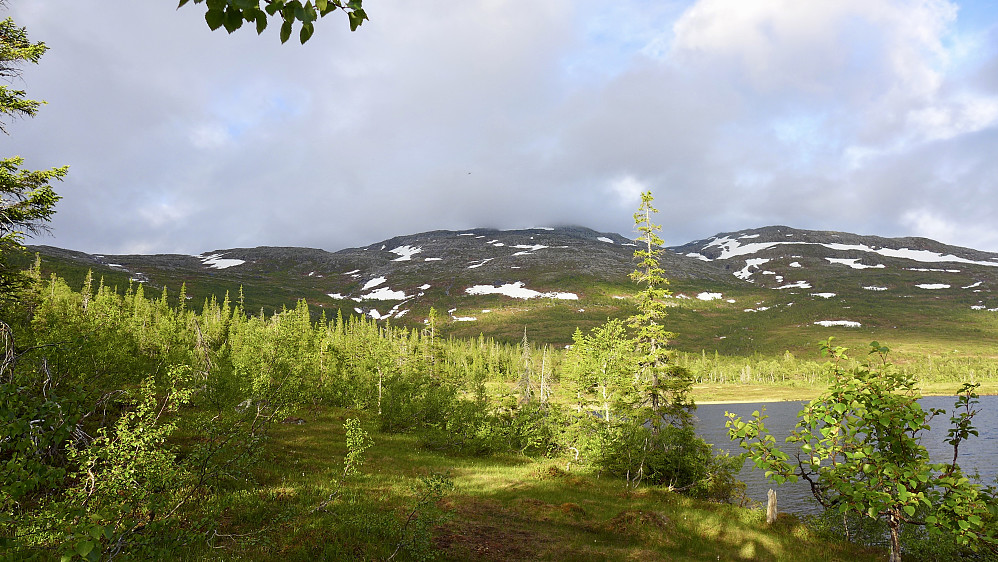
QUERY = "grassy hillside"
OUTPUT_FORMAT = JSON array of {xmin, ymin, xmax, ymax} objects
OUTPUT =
[{"xmin": 22, "ymin": 222, "xmax": 998, "ymax": 364}]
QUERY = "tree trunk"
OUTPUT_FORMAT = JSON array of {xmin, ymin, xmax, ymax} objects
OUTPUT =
[
  {"xmin": 888, "ymin": 512, "xmax": 902, "ymax": 562},
  {"xmin": 766, "ymin": 489, "xmax": 777, "ymax": 524}
]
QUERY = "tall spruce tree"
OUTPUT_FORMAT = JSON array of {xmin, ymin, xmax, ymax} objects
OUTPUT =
[
  {"xmin": 0, "ymin": 10, "xmax": 68, "ymax": 301},
  {"xmin": 628, "ymin": 191, "xmax": 694, "ymax": 430}
]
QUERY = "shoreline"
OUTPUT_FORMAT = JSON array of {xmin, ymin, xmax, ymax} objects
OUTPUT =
[{"xmin": 693, "ymin": 384, "xmax": 998, "ymax": 405}]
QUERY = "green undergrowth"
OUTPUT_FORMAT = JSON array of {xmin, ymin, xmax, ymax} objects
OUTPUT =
[{"xmin": 171, "ymin": 406, "xmax": 884, "ymax": 561}]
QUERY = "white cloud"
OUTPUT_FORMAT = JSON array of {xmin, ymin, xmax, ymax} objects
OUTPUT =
[
  {"xmin": 10, "ymin": 0, "xmax": 998, "ymax": 255},
  {"xmin": 607, "ymin": 175, "xmax": 647, "ymax": 207}
]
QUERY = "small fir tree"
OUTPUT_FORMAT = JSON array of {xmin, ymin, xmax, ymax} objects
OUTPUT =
[{"xmin": 518, "ymin": 327, "xmax": 532, "ymax": 403}]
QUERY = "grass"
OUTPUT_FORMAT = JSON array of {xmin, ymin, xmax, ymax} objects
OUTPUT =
[
  {"xmin": 174, "ymin": 406, "xmax": 887, "ymax": 561},
  {"xmin": 691, "ymin": 381, "xmax": 998, "ymax": 404}
]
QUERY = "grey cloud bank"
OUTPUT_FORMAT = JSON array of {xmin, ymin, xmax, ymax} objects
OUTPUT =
[{"xmin": 6, "ymin": 0, "xmax": 998, "ymax": 255}]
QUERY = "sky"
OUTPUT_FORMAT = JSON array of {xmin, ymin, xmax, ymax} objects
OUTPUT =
[{"xmin": 5, "ymin": 0, "xmax": 998, "ymax": 255}]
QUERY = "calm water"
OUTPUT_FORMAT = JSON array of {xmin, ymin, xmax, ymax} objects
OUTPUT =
[{"xmin": 695, "ymin": 395, "xmax": 998, "ymax": 514}]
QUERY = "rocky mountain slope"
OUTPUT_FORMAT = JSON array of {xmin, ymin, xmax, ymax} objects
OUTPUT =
[
  {"xmin": 26, "ymin": 225, "xmax": 998, "ymax": 352},
  {"xmin": 671, "ymin": 225, "xmax": 998, "ymax": 298}
]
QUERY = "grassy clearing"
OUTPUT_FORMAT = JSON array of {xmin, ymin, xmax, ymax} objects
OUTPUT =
[{"xmin": 177, "ymin": 406, "xmax": 886, "ymax": 561}]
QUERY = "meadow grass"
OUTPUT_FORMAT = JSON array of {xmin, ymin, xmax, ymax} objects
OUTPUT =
[
  {"xmin": 691, "ymin": 381, "xmax": 998, "ymax": 404},
  {"xmin": 177, "ymin": 406, "xmax": 887, "ymax": 561}
]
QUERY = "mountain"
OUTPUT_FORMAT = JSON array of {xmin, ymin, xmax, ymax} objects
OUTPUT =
[
  {"xmin": 25, "ymin": 225, "xmax": 998, "ymax": 355},
  {"xmin": 671, "ymin": 225, "xmax": 998, "ymax": 292}
]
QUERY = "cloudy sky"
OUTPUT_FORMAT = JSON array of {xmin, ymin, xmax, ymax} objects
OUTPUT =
[{"xmin": 6, "ymin": 0, "xmax": 998, "ymax": 255}]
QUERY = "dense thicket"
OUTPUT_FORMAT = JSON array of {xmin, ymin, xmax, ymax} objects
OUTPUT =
[{"xmin": 1, "ymin": 257, "xmax": 737, "ymax": 559}]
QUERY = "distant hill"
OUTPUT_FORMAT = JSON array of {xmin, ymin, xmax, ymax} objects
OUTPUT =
[{"xmin": 26, "ymin": 225, "xmax": 998, "ymax": 355}]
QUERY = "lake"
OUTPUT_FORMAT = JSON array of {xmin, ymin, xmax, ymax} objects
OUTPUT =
[{"xmin": 694, "ymin": 395, "xmax": 998, "ymax": 514}]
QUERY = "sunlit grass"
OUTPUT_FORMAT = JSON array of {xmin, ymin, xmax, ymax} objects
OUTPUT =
[{"xmin": 174, "ymin": 406, "xmax": 886, "ymax": 561}]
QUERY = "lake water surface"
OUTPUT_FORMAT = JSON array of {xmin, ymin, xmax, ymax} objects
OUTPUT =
[{"xmin": 695, "ymin": 395, "xmax": 998, "ymax": 514}]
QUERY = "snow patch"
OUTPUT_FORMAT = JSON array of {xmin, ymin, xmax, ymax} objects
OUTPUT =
[
  {"xmin": 467, "ymin": 258, "xmax": 493, "ymax": 269},
  {"xmin": 696, "ymin": 292, "xmax": 723, "ymax": 301},
  {"xmin": 362, "ymin": 277, "xmax": 387, "ymax": 290},
  {"xmin": 424, "ymin": 257, "xmax": 442, "ymax": 262},
  {"xmin": 390, "ymin": 245, "xmax": 422, "ymax": 261},
  {"xmin": 907, "ymin": 268, "xmax": 960, "ymax": 273},
  {"xmin": 863, "ymin": 286, "xmax": 888, "ymax": 291},
  {"xmin": 811, "ymin": 293, "xmax": 837, "ymax": 299},
  {"xmin": 200, "ymin": 253, "xmax": 245, "ymax": 270},
  {"xmin": 452, "ymin": 316, "xmax": 477, "ymax": 322},
  {"xmin": 465, "ymin": 282, "xmax": 578, "ymax": 300},
  {"xmin": 686, "ymin": 253, "xmax": 711, "ymax": 262},
  {"xmin": 963, "ymin": 281, "xmax": 983, "ymax": 289},
  {"xmin": 418, "ymin": 284, "xmax": 431, "ymax": 290},
  {"xmin": 734, "ymin": 258, "xmax": 771, "ymax": 280},
  {"xmin": 513, "ymin": 244, "xmax": 549, "ymax": 252},
  {"xmin": 814, "ymin": 320, "xmax": 862, "ymax": 328},
  {"xmin": 344, "ymin": 269, "xmax": 360, "ymax": 275},
  {"xmin": 916, "ymin": 284, "xmax": 950, "ymax": 289},
  {"xmin": 361, "ymin": 287, "xmax": 408, "ymax": 301},
  {"xmin": 597, "ymin": 237, "xmax": 614, "ymax": 243},
  {"xmin": 775, "ymin": 280, "xmax": 812, "ymax": 289},
  {"xmin": 327, "ymin": 293, "xmax": 346, "ymax": 300},
  {"xmin": 789, "ymin": 262, "xmax": 802, "ymax": 268}
]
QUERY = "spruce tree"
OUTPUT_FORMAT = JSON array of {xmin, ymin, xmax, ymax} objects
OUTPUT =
[
  {"xmin": 628, "ymin": 191, "xmax": 694, "ymax": 430},
  {"xmin": 518, "ymin": 326, "xmax": 532, "ymax": 402},
  {"xmin": 0, "ymin": 11, "xmax": 68, "ymax": 300}
]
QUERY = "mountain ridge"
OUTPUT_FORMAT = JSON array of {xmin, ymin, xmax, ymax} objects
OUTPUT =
[{"xmin": 24, "ymin": 224, "xmax": 998, "ymax": 352}]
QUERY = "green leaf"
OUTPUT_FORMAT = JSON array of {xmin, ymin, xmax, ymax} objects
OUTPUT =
[
  {"xmin": 223, "ymin": 8, "xmax": 244, "ymax": 33},
  {"xmin": 300, "ymin": 22, "xmax": 314, "ymax": 43},
  {"xmin": 903, "ymin": 504, "xmax": 915, "ymax": 517},
  {"xmin": 280, "ymin": 20, "xmax": 292, "ymax": 43},
  {"xmin": 205, "ymin": 8, "xmax": 226, "ymax": 30},
  {"xmin": 178, "ymin": 0, "xmax": 191, "ymax": 7},
  {"xmin": 348, "ymin": 9, "xmax": 367, "ymax": 30},
  {"xmin": 76, "ymin": 540, "xmax": 95, "ymax": 557}
]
